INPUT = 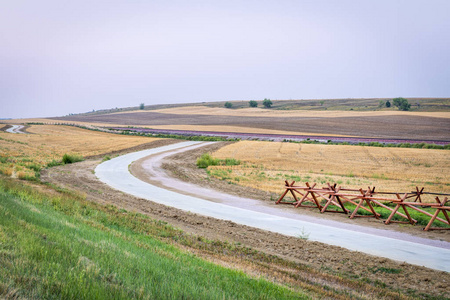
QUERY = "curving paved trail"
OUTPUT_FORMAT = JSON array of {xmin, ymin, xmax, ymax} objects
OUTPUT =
[
  {"xmin": 5, "ymin": 125, "xmax": 26, "ymax": 134},
  {"xmin": 95, "ymin": 141, "xmax": 450, "ymax": 272}
]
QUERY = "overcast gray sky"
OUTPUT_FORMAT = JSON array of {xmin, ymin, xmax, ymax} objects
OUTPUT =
[{"xmin": 1, "ymin": 0, "xmax": 449, "ymax": 119}]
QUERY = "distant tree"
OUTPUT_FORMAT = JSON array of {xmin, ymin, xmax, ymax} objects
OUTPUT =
[
  {"xmin": 249, "ymin": 100, "xmax": 258, "ymax": 107},
  {"xmin": 392, "ymin": 97, "xmax": 411, "ymax": 111},
  {"xmin": 378, "ymin": 100, "xmax": 385, "ymax": 108},
  {"xmin": 139, "ymin": 103, "xmax": 145, "ymax": 110},
  {"xmin": 319, "ymin": 100, "xmax": 325, "ymax": 106},
  {"xmin": 224, "ymin": 102, "xmax": 233, "ymax": 108},
  {"xmin": 385, "ymin": 100, "xmax": 391, "ymax": 108},
  {"xmin": 262, "ymin": 98, "xmax": 273, "ymax": 108}
]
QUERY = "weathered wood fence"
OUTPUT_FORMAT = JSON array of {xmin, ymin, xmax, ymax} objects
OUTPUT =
[{"xmin": 276, "ymin": 181, "xmax": 450, "ymax": 231}]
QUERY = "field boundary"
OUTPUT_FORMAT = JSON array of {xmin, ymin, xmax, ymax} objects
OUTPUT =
[{"xmin": 109, "ymin": 126, "xmax": 450, "ymax": 147}]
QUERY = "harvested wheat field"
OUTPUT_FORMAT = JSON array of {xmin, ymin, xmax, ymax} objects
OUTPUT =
[
  {"xmin": 153, "ymin": 105, "xmax": 450, "ymax": 119},
  {"xmin": 211, "ymin": 141, "xmax": 450, "ymax": 201},
  {"xmin": 0, "ymin": 125, "xmax": 159, "ymax": 180}
]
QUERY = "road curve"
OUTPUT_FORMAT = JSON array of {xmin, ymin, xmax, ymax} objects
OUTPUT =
[
  {"xmin": 6, "ymin": 125, "xmax": 26, "ymax": 134},
  {"xmin": 95, "ymin": 141, "xmax": 450, "ymax": 272}
]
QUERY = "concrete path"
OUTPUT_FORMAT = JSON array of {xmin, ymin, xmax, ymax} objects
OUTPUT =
[
  {"xmin": 6, "ymin": 125, "xmax": 26, "ymax": 134},
  {"xmin": 95, "ymin": 141, "xmax": 450, "ymax": 272}
]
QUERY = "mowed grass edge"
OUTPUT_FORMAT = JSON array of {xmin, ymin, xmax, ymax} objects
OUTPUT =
[{"xmin": 0, "ymin": 177, "xmax": 307, "ymax": 299}]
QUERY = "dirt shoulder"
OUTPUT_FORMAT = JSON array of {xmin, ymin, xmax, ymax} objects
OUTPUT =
[{"xmin": 41, "ymin": 140, "xmax": 450, "ymax": 299}]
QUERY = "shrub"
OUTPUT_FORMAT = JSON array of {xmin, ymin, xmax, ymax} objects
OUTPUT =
[
  {"xmin": 386, "ymin": 100, "xmax": 391, "ymax": 108},
  {"xmin": 249, "ymin": 100, "xmax": 258, "ymax": 107},
  {"xmin": 62, "ymin": 154, "xmax": 84, "ymax": 164},
  {"xmin": 139, "ymin": 103, "xmax": 145, "ymax": 110},
  {"xmin": 224, "ymin": 102, "xmax": 233, "ymax": 109},
  {"xmin": 196, "ymin": 154, "xmax": 220, "ymax": 168},
  {"xmin": 196, "ymin": 154, "xmax": 241, "ymax": 168},
  {"xmin": 262, "ymin": 98, "xmax": 272, "ymax": 108},
  {"xmin": 392, "ymin": 97, "xmax": 411, "ymax": 111}
]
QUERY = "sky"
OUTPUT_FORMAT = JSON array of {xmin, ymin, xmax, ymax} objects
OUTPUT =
[{"xmin": 1, "ymin": 0, "xmax": 449, "ymax": 119}]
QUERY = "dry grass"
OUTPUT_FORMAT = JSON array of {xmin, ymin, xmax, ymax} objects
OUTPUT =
[
  {"xmin": 153, "ymin": 106, "xmax": 450, "ymax": 119},
  {"xmin": 211, "ymin": 141, "xmax": 449, "ymax": 201},
  {"xmin": 0, "ymin": 125, "xmax": 158, "ymax": 180}
]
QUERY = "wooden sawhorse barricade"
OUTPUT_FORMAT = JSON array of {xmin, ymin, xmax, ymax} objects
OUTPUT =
[{"xmin": 276, "ymin": 181, "xmax": 450, "ymax": 231}]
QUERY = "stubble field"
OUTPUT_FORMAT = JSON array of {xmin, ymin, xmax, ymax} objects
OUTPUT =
[
  {"xmin": 0, "ymin": 125, "xmax": 159, "ymax": 180},
  {"xmin": 210, "ymin": 141, "xmax": 449, "ymax": 201}
]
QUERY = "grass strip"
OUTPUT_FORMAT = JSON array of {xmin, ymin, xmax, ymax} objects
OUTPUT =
[{"xmin": 0, "ymin": 177, "xmax": 307, "ymax": 299}]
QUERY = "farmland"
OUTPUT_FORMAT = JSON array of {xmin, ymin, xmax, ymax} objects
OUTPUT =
[
  {"xmin": 210, "ymin": 141, "xmax": 450, "ymax": 199},
  {"xmin": 0, "ymin": 125, "xmax": 161, "ymax": 180},
  {"xmin": 51, "ymin": 108, "xmax": 450, "ymax": 141},
  {"xmin": 1, "ymin": 99, "xmax": 450, "ymax": 299}
]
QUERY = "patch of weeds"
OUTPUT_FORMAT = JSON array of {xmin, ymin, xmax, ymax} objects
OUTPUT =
[
  {"xmin": 372, "ymin": 173, "xmax": 388, "ymax": 180},
  {"xmin": 47, "ymin": 159, "xmax": 63, "ymax": 168},
  {"xmin": 368, "ymin": 267, "xmax": 402, "ymax": 274},
  {"xmin": 196, "ymin": 154, "xmax": 240, "ymax": 169},
  {"xmin": 62, "ymin": 153, "xmax": 84, "ymax": 164},
  {"xmin": 102, "ymin": 155, "xmax": 111, "ymax": 162},
  {"xmin": 297, "ymin": 227, "xmax": 310, "ymax": 240},
  {"xmin": 196, "ymin": 153, "xmax": 220, "ymax": 168},
  {"xmin": 374, "ymin": 279, "xmax": 387, "ymax": 288},
  {"xmin": 224, "ymin": 158, "xmax": 240, "ymax": 166}
]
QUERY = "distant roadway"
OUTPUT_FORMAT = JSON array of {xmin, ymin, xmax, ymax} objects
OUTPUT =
[{"xmin": 5, "ymin": 125, "xmax": 26, "ymax": 134}]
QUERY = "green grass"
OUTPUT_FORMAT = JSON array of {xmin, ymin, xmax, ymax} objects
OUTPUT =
[
  {"xmin": 0, "ymin": 177, "xmax": 307, "ymax": 299},
  {"xmin": 196, "ymin": 153, "xmax": 241, "ymax": 169},
  {"xmin": 62, "ymin": 153, "xmax": 84, "ymax": 164}
]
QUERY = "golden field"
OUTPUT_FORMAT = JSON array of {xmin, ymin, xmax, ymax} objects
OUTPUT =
[
  {"xmin": 153, "ymin": 106, "xmax": 450, "ymax": 119},
  {"xmin": 0, "ymin": 125, "xmax": 158, "ymax": 179},
  {"xmin": 211, "ymin": 141, "xmax": 450, "ymax": 201}
]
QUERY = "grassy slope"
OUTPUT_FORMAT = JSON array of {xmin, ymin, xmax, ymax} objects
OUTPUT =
[{"xmin": 0, "ymin": 177, "xmax": 306, "ymax": 299}]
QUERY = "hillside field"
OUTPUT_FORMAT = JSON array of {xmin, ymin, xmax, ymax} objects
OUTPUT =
[
  {"xmin": 210, "ymin": 141, "xmax": 450, "ymax": 199},
  {"xmin": 1, "ymin": 100, "xmax": 449, "ymax": 299}
]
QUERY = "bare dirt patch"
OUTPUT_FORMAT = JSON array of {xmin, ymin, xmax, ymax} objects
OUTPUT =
[{"xmin": 41, "ymin": 141, "xmax": 450, "ymax": 299}]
